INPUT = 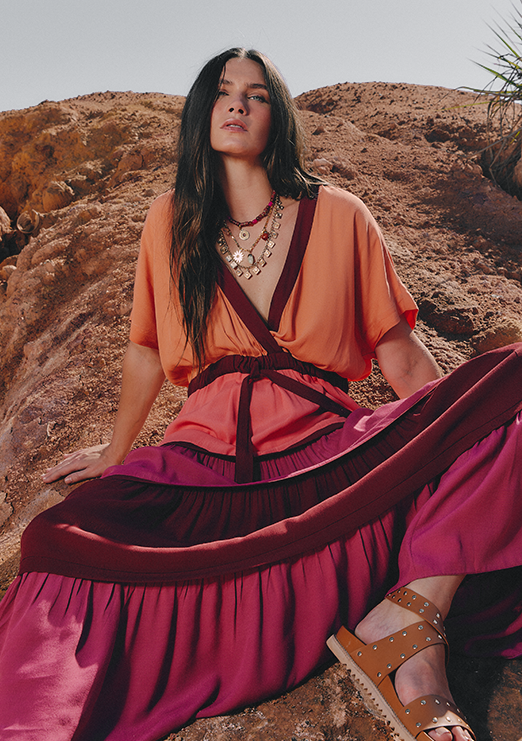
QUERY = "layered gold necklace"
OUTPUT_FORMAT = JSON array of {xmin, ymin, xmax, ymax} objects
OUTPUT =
[{"xmin": 218, "ymin": 194, "xmax": 284, "ymax": 280}]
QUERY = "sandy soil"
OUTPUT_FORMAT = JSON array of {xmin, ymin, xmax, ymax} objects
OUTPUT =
[{"xmin": 0, "ymin": 80, "xmax": 521, "ymax": 740}]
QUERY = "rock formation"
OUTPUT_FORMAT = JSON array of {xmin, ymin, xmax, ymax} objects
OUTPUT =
[{"xmin": 1, "ymin": 82, "xmax": 522, "ymax": 740}]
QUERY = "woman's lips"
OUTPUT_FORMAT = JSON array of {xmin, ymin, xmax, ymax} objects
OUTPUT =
[{"xmin": 222, "ymin": 119, "xmax": 247, "ymax": 131}]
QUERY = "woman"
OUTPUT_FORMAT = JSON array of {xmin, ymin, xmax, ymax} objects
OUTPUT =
[{"xmin": 0, "ymin": 48, "xmax": 521, "ymax": 741}]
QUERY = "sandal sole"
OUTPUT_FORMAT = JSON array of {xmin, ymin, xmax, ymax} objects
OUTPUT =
[{"xmin": 327, "ymin": 632, "xmax": 432, "ymax": 741}]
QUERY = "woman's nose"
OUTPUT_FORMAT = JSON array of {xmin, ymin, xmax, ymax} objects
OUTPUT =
[{"xmin": 228, "ymin": 94, "xmax": 247, "ymax": 114}]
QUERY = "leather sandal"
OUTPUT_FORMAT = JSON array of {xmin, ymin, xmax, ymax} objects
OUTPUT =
[{"xmin": 327, "ymin": 587, "xmax": 475, "ymax": 740}]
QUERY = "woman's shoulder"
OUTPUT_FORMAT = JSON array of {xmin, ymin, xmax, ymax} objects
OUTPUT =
[
  {"xmin": 141, "ymin": 190, "xmax": 174, "ymax": 251},
  {"xmin": 316, "ymin": 184, "xmax": 376, "ymax": 221},
  {"xmin": 145, "ymin": 189, "xmax": 174, "ymax": 222},
  {"xmin": 317, "ymin": 184, "xmax": 369, "ymax": 211},
  {"xmin": 137, "ymin": 190, "xmax": 175, "ymax": 270}
]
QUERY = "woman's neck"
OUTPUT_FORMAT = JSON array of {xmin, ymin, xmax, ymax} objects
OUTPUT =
[{"xmin": 218, "ymin": 158, "xmax": 273, "ymax": 223}]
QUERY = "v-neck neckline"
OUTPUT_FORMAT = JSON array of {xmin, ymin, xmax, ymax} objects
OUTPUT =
[{"xmin": 217, "ymin": 192, "xmax": 318, "ymax": 336}]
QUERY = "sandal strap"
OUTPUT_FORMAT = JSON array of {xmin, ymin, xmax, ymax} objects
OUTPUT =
[
  {"xmin": 346, "ymin": 620, "xmax": 446, "ymax": 685},
  {"xmin": 398, "ymin": 694, "xmax": 476, "ymax": 740},
  {"xmin": 386, "ymin": 587, "xmax": 446, "ymax": 637}
]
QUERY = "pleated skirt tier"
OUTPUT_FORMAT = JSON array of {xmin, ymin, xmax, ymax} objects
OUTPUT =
[{"xmin": 0, "ymin": 344, "xmax": 521, "ymax": 740}]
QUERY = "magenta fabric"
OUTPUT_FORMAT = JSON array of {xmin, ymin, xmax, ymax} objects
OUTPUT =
[
  {"xmin": 2, "ymin": 175, "xmax": 520, "ymax": 741},
  {"xmin": 0, "ymin": 443, "xmax": 412, "ymax": 740},
  {"xmin": 0, "ymin": 345, "xmax": 521, "ymax": 739},
  {"xmin": 1, "ymin": 415, "xmax": 522, "ymax": 739},
  {"xmin": 19, "ymin": 344, "xmax": 522, "ymax": 583}
]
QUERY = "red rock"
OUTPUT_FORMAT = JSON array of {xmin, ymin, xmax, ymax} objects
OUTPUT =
[
  {"xmin": 1, "ymin": 84, "xmax": 521, "ymax": 739},
  {"xmin": 41, "ymin": 181, "xmax": 75, "ymax": 212},
  {"xmin": 0, "ymin": 206, "xmax": 10, "ymax": 236}
]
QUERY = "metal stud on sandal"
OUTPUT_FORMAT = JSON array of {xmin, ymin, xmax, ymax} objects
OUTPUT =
[{"xmin": 327, "ymin": 587, "xmax": 475, "ymax": 741}]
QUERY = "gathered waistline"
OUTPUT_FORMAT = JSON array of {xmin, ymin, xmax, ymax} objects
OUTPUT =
[
  {"xmin": 188, "ymin": 353, "xmax": 351, "ymax": 483},
  {"xmin": 188, "ymin": 352, "xmax": 349, "ymax": 395}
]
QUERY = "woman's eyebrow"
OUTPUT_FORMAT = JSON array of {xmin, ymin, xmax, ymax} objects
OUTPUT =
[{"xmin": 219, "ymin": 79, "xmax": 268, "ymax": 91}]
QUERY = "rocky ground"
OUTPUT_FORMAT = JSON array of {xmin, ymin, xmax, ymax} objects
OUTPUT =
[{"xmin": 0, "ymin": 80, "xmax": 521, "ymax": 740}]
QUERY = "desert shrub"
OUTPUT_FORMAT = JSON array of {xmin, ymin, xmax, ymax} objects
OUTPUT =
[{"xmin": 474, "ymin": 2, "xmax": 522, "ymax": 197}]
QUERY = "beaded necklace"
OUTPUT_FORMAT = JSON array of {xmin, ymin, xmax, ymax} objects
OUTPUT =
[
  {"xmin": 225, "ymin": 202, "xmax": 274, "ymax": 265},
  {"xmin": 226, "ymin": 190, "xmax": 276, "ymax": 241},
  {"xmin": 218, "ymin": 195, "xmax": 284, "ymax": 279}
]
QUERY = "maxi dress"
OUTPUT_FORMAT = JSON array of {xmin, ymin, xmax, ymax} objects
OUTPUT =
[{"xmin": 0, "ymin": 185, "xmax": 521, "ymax": 741}]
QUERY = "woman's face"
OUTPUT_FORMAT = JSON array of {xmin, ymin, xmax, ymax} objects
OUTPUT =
[{"xmin": 210, "ymin": 57, "xmax": 272, "ymax": 164}]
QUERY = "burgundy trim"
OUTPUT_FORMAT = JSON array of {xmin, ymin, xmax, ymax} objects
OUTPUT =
[
  {"xmin": 259, "ymin": 421, "xmax": 345, "ymax": 457},
  {"xmin": 167, "ymin": 422, "xmax": 346, "ymax": 464},
  {"xmin": 217, "ymin": 266, "xmax": 280, "ymax": 354},
  {"xmin": 189, "ymin": 353, "xmax": 350, "ymax": 484},
  {"xmin": 188, "ymin": 353, "xmax": 348, "ymax": 396},
  {"xmin": 234, "ymin": 363, "xmax": 350, "ymax": 482},
  {"xmin": 212, "ymin": 192, "xmax": 346, "ymax": 482},
  {"xmin": 19, "ymin": 345, "xmax": 522, "ymax": 583},
  {"xmin": 268, "ymin": 195, "xmax": 318, "ymax": 330},
  {"xmin": 217, "ymin": 191, "xmax": 318, "ymax": 339},
  {"xmin": 190, "ymin": 353, "xmax": 350, "ymax": 484}
]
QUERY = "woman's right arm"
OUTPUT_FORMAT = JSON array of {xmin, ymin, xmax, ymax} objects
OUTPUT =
[{"xmin": 42, "ymin": 341, "xmax": 166, "ymax": 484}]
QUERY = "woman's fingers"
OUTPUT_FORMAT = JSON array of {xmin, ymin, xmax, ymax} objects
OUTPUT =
[
  {"xmin": 63, "ymin": 464, "xmax": 101, "ymax": 485},
  {"xmin": 42, "ymin": 444, "xmax": 110, "ymax": 484}
]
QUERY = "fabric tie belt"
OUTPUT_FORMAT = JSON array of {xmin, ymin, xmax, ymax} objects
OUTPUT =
[{"xmin": 188, "ymin": 353, "xmax": 351, "ymax": 483}]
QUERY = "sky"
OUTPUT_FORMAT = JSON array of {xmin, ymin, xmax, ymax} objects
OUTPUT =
[{"xmin": 0, "ymin": 0, "xmax": 519, "ymax": 113}]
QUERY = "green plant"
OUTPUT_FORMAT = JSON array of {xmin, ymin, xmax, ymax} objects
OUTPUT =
[{"xmin": 472, "ymin": 2, "xmax": 522, "ymax": 195}]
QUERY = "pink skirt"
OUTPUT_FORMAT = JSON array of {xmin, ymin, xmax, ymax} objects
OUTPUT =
[
  {"xmin": 0, "ymin": 417, "xmax": 521, "ymax": 741},
  {"xmin": 0, "ymin": 345, "xmax": 521, "ymax": 740}
]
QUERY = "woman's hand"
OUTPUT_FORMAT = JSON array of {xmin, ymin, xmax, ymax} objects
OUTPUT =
[
  {"xmin": 42, "ymin": 444, "xmax": 122, "ymax": 485},
  {"xmin": 42, "ymin": 342, "xmax": 166, "ymax": 486}
]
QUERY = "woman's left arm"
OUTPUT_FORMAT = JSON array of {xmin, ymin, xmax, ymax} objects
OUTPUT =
[{"xmin": 374, "ymin": 316, "xmax": 442, "ymax": 398}]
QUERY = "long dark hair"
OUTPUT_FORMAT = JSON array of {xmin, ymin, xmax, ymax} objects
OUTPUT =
[{"xmin": 171, "ymin": 47, "xmax": 322, "ymax": 368}]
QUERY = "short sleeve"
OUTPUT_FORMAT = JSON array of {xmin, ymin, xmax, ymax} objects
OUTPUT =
[
  {"xmin": 129, "ymin": 194, "xmax": 172, "ymax": 350},
  {"xmin": 275, "ymin": 186, "xmax": 418, "ymax": 380},
  {"xmin": 351, "ymin": 198, "xmax": 417, "ymax": 355}
]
